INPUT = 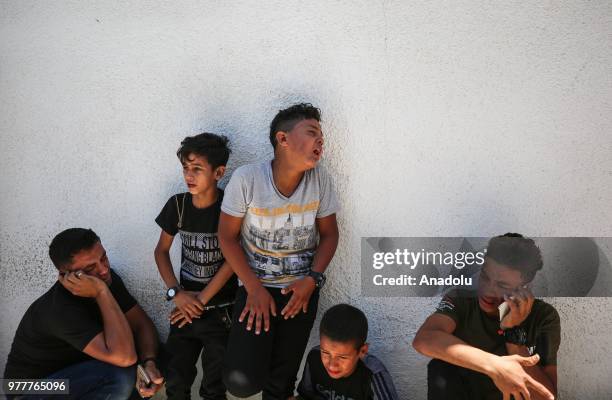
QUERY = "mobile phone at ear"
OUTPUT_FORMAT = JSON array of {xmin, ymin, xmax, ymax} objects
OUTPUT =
[
  {"xmin": 137, "ymin": 364, "xmax": 151, "ymax": 386},
  {"xmin": 498, "ymin": 301, "xmax": 510, "ymax": 322}
]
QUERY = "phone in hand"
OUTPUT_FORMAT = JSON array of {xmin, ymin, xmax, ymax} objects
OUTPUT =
[
  {"xmin": 498, "ymin": 284, "xmax": 531, "ymax": 322},
  {"xmin": 137, "ymin": 364, "xmax": 151, "ymax": 387},
  {"xmin": 498, "ymin": 301, "xmax": 510, "ymax": 322}
]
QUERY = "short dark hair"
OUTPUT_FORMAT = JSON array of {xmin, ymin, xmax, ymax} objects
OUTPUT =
[
  {"xmin": 49, "ymin": 228, "xmax": 100, "ymax": 269},
  {"xmin": 269, "ymin": 103, "xmax": 321, "ymax": 148},
  {"xmin": 176, "ymin": 132, "xmax": 231, "ymax": 169},
  {"xmin": 486, "ymin": 233, "xmax": 543, "ymax": 282},
  {"xmin": 320, "ymin": 304, "xmax": 368, "ymax": 349}
]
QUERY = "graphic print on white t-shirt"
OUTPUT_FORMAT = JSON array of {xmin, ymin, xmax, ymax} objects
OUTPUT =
[{"xmin": 242, "ymin": 201, "xmax": 319, "ymax": 285}]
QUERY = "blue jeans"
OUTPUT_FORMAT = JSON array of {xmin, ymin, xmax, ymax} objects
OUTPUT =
[{"xmin": 17, "ymin": 359, "xmax": 136, "ymax": 400}]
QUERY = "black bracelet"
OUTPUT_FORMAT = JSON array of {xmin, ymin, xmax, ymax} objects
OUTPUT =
[{"xmin": 499, "ymin": 326, "xmax": 528, "ymax": 346}]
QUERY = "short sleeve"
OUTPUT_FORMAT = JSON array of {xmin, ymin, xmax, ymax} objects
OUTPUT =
[
  {"xmin": 48, "ymin": 302, "xmax": 102, "ymax": 351},
  {"xmin": 109, "ymin": 270, "xmax": 138, "ymax": 313},
  {"xmin": 534, "ymin": 303, "xmax": 561, "ymax": 366},
  {"xmin": 433, "ymin": 290, "xmax": 468, "ymax": 327},
  {"xmin": 221, "ymin": 166, "xmax": 250, "ymax": 217},
  {"xmin": 155, "ymin": 195, "xmax": 180, "ymax": 236},
  {"xmin": 316, "ymin": 167, "xmax": 340, "ymax": 218}
]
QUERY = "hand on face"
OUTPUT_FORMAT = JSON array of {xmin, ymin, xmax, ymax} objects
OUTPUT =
[
  {"xmin": 58, "ymin": 271, "xmax": 106, "ymax": 298},
  {"xmin": 500, "ymin": 287, "xmax": 534, "ymax": 329}
]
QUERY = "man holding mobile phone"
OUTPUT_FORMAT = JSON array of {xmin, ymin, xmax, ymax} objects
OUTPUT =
[
  {"xmin": 413, "ymin": 233, "xmax": 561, "ymax": 400},
  {"xmin": 3, "ymin": 228, "xmax": 164, "ymax": 399}
]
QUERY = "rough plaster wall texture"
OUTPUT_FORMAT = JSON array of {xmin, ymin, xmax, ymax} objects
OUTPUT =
[{"xmin": 1, "ymin": 1, "xmax": 611, "ymax": 399}]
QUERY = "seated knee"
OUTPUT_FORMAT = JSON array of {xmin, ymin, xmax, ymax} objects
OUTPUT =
[{"xmin": 223, "ymin": 368, "xmax": 262, "ymax": 398}]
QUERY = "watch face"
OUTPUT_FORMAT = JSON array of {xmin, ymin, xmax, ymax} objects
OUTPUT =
[{"xmin": 167, "ymin": 288, "xmax": 176, "ymax": 297}]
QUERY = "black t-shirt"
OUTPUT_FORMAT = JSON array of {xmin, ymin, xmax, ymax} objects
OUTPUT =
[
  {"xmin": 433, "ymin": 289, "xmax": 561, "ymax": 399},
  {"xmin": 4, "ymin": 269, "xmax": 137, "ymax": 379},
  {"xmin": 155, "ymin": 190, "xmax": 237, "ymax": 304},
  {"xmin": 297, "ymin": 347, "xmax": 399, "ymax": 400}
]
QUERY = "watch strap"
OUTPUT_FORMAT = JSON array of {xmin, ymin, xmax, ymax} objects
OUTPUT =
[
  {"xmin": 308, "ymin": 271, "xmax": 326, "ymax": 288},
  {"xmin": 166, "ymin": 285, "xmax": 182, "ymax": 301}
]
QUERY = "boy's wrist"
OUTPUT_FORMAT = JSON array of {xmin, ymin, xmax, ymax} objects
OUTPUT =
[
  {"xmin": 166, "ymin": 285, "xmax": 183, "ymax": 301},
  {"xmin": 94, "ymin": 284, "xmax": 111, "ymax": 299},
  {"xmin": 243, "ymin": 277, "xmax": 264, "ymax": 294},
  {"xmin": 307, "ymin": 270, "xmax": 326, "ymax": 288},
  {"xmin": 483, "ymin": 354, "xmax": 503, "ymax": 378},
  {"xmin": 196, "ymin": 291, "xmax": 209, "ymax": 305},
  {"xmin": 304, "ymin": 276, "xmax": 317, "ymax": 288}
]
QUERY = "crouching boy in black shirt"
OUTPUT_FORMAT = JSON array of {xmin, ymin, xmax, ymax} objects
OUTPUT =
[
  {"xmin": 412, "ymin": 234, "xmax": 560, "ymax": 400},
  {"xmin": 294, "ymin": 304, "xmax": 399, "ymax": 400}
]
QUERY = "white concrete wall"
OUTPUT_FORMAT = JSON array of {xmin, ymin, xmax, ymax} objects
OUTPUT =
[{"xmin": 1, "ymin": 1, "xmax": 611, "ymax": 398}]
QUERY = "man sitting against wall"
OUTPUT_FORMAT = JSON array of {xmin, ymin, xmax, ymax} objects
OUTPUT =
[
  {"xmin": 413, "ymin": 233, "xmax": 560, "ymax": 400},
  {"xmin": 3, "ymin": 228, "xmax": 164, "ymax": 399}
]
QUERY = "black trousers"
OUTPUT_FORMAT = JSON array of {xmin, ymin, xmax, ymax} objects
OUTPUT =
[
  {"xmin": 222, "ymin": 286, "xmax": 319, "ymax": 400},
  {"xmin": 428, "ymin": 359, "xmax": 502, "ymax": 400},
  {"xmin": 165, "ymin": 306, "xmax": 232, "ymax": 400}
]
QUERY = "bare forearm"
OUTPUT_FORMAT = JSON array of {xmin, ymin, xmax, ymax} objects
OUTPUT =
[
  {"xmin": 311, "ymin": 231, "xmax": 338, "ymax": 274},
  {"xmin": 154, "ymin": 249, "xmax": 179, "ymax": 288},
  {"xmin": 198, "ymin": 262, "xmax": 235, "ymax": 304},
  {"xmin": 134, "ymin": 317, "xmax": 159, "ymax": 362},
  {"xmin": 219, "ymin": 235, "xmax": 261, "ymax": 293},
  {"xmin": 96, "ymin": 288, "xmax": 136, "ymax": 361},
  {"xmin": 414, "ymin": 330, "xmax": 498, "ymax": 377},
  {"xmin": 505, "ymin": 343, "xmax": 556, "ymax": 397}
]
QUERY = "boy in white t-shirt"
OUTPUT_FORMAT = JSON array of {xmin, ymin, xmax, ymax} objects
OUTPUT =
[{"xmin": 219, "ymin": 103, "xmax": 340, "ymax": 399}]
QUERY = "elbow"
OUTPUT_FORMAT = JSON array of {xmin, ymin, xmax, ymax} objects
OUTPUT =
[
  {"xmin": 104, "ymin": 344, "xmax": 137, "ymax": 368},
  {"xmin": 113, "ymin": 351, "xmax": 138, "ymax": 368},
  {"xmin": 218, "ymin": 231, "xmax": 236, "ymax": 252},
  {"xmin": 412, "ymin": 331, "xmax": 429, "ymax": 356},
  {"xmin": 327, "ymin": 231, "xmax": 340, "ymax": 246},
  {"xmin": 322, "ymin": 224, "xmax": 339, "ymax": 242},
  {"xmin": 218, "ymin": 233, "xmax": 228, "ymax": 248},
  {"xmin": 153, "ymin": 245, "xmax": 164, "ymax": 259},
  {"xmin": 153, "ymin": 245, "xmax": 170, "ymax": 263},
  {"xmin": 120, "ymin": 354, "xmax": 138, "ymax": 368},
  {"xmin": 319, "ymin": 229, "xmax": 339, "ymax": 250}
]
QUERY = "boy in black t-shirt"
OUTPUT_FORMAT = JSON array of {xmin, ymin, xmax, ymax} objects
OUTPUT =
[
  {"xmin": 413, "ymin": 234, "xmax": 560, "ymax": 400},
  {"xmin": 294, "ymin": 304, "xmax": 399, "ymax": 400},
  {"xmin": 154, "ymin": 132, "xmax": 237, "ymax": 400}
]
